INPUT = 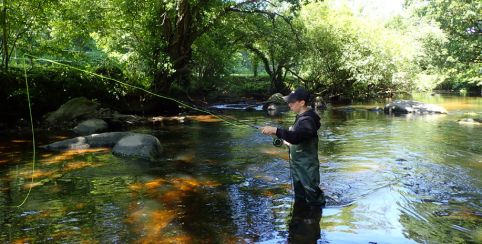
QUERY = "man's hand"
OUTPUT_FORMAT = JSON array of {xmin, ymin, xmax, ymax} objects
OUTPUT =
[{"xmin": 259, "ymin": 126, "xmax": 277, "ymax": 136}]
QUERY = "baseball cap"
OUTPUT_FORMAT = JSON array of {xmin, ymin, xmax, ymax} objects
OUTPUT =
[{"xmin": 283, "ymin": 87, "xmax": 311, "ymax": 103}]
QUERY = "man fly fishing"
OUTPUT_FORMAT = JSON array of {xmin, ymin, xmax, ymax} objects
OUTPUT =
[{"xmin": 259, "ymin": 87, "xmax": 326, "ymax": 207}]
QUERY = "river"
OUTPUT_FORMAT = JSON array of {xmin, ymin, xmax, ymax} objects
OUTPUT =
[{"xmin": 1, "ymin": 94, "xmax": 481, "ymax": 243}]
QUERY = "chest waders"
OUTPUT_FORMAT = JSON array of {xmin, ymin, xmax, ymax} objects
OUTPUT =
[{"xmin": 288, "ymin": 129, "xmax": 326, "ymax": 206}]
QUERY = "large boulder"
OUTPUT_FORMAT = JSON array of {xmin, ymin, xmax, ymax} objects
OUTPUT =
[
  {"xmin": 262, "ymin": 93, "xmax": 289, "ymax": 112},
  {"xmin": 43, "ymin": 97, "xmax": 151, "ymax": 128},
  {"xmin": 266, "ymin": 93, "xmax": 285, "ymax": 104},
  {"xmin": 112, "ymin": 134, "xmax": 163, "ymax": 161},
  {"xmin": 384, "ymin": 100, "xmax": 447, "ymax": 114},
  {"xmin": 45, "ymin": 97, "xmax": 99, "ymax": 124},
  {"xmin": 73, "ymin": 119, "xmax": 108, "ymax": 135}
]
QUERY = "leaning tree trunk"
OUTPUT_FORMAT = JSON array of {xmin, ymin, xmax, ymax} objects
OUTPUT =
[
  {"xmin": 152, "ymin": 41, "xmax": 193, "ymax": 93},
  {"xmin": 2, "ymin": 0, "xmax": 8, "ymax": 71},
  {"xmin": 153, "ymin": 0, "xmax": 197, "ymax": 94}
]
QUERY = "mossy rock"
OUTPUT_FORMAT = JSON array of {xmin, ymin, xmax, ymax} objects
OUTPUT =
[
  {"xmin": 262, "ymin": 93, "xmax": 287, "ymax": 111},
  {"xmin": 45, "ymin": 97, "xmax": 99, "ymax": 124},
  {"xmin": 266, "ymin": 93, "xmax": 285, "ymax": 104}
]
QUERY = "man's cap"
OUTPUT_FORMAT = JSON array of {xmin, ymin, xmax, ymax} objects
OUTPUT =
[{"xmin": 283, "ymin": 87, "xmax": 311, "ymax": 103}]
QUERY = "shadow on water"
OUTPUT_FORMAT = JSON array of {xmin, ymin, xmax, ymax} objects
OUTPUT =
[{"xmin": 0, "ymin": 95, "xmax": 482, "ymax": 243}]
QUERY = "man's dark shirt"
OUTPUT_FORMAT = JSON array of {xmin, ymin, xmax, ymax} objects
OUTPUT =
[{"xmin": 276, "ymin": 109, "xmax": 321, "ymax": 144}]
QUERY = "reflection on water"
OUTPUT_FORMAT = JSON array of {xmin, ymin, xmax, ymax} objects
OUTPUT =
[
  {"xmin": 1, "ymin": 95, "xmax": 482, "ymax": 243},
  {"xmin": 288, "ymin": 199, "xmax": 322, "ymax": 243}
]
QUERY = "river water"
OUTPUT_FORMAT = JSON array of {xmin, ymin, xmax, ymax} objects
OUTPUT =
[{"xmin": 1, "ymin": 95, "xmax": 481, "ymax": 243}]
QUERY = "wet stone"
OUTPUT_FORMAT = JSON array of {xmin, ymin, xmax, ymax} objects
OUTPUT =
[{"xmin": 384, "ymin": 100, "xmax": 447, "ymax": 114}]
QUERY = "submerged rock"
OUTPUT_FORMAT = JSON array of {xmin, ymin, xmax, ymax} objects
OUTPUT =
[
  {"xmin": 73, "ymin": 119, "xmax": 108, "ymax": 135},
  {"xmin": 40, "ymin": 132, "xmax": 162, "ymax": 161},
  {"xmin": 384, "ymin": 100, "xmax": 447, "ymax": 114}
]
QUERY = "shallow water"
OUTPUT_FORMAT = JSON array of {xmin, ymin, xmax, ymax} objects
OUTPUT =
[{"xmin": 1, "ymin": 95, "xmax": 481, "ymax": 243}]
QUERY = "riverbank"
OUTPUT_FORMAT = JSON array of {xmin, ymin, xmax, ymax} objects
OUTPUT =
[{"xmin": 1, "ymin": 66, "xmax": 480, "ymax": 133}]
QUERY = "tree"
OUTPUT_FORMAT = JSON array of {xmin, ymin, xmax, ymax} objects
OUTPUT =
[
  {"xmin": 292, "ymin": 0, "xmax": 450, "ymax": 100},
  {"xmin": 0, "ymin": 0, "xmax": 54, "ymax": 71},
  {"xmin": 91, "ymin": 0, "xmax": 304, "ymax": 94},
  {"xmin": 191, "ymin": 21, "xmax": 239, "ymax": 91},
  {"xmin": 408, "ymin": 0, "xmax": 482, "ymax": 90},
  {"xmin": 298, "ymin": 1, "xmax": 402, "ymax": 99},
  {"xmin": 230, "ymin": 9, "xmax": 305, "ymax": 93},
  {"xmin": 1, "ymin": 0, "xmax": 7, "ymax": 71}
]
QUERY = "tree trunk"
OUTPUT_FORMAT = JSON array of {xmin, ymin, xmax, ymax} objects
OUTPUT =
[
  {"xmin": 152, "ymin": 43, "xmax": 193, "ymax": 94},
  {"xmin": 252, "ymin": 57, "xmax": 258, "ymax": 77},
  {"xmin": 272, "ymin": 65, "xmax": 286, "ymax": 93},
  {"xmin": 153, "ymin": 0, "xmax": 196, "ymax": 94},
  {"xmin": 2, "ymin": 0, "xmax": 7, "ymax": 71}
]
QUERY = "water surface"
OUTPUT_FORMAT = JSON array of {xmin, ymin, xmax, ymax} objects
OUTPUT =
[{"xmin": 1, "ymin": 95, "xmax": 481, "ymax": 243}]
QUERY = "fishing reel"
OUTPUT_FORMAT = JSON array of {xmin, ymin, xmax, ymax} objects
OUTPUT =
[{"xmin": 272, "ymin": 137, "xmax": 283, "ymax": 147}]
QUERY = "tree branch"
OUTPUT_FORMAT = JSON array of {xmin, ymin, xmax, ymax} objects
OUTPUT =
[
  {"xmin": 245, "ymin": 43, "xmax": 272, "ymax": 76},
  {"xmin": 286, "ymin": 67, "xmax": 310, "ymax": 83}
]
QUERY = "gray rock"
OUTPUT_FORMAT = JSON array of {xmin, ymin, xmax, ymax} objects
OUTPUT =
[
  {"xmin": 40, "ymin": 136, "xmax": 91, "ymax": 150},
  {"xmin": 457, "ymin": 118, "xmax": 482, "ymax": 125},
  {"xmin": 113, "ymin": 134, "xmax": 162, "ymax": 161},
  {"xmin": 73, "ymin": 119, "xmax": 108, "ymax": 135},
  {"xmin": 384, "ymin": 100, "xmax": 447, "ymax": 114},
  {"xmin": 266, "ymin": 93, "xmax": 285, "ymax": 104},
  {"xmin": 85, "ymin": 132, "xmax": 133, "ymax": 147},
  {"xmin": 262, "ymin": 93, "xmax": 288, "ymax": 111},
  {"xmin": 45, "ymin": 97, "xmax": 99, "ymax": 124},
  {"xmin": 40, "ymin": 132, "xmax": 132, "ymax": 151}
]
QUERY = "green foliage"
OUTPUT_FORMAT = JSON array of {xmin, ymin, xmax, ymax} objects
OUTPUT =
[
  {"xmin": 213, "ymin": 76, "xmax": 271, "ymax": 99},
  {"xmin": 1, "ymin": 0, "xmax": 481, "ymax": 120},
  {"xmin": 190, "ymin": 22, "xmax": 239, "ymax": 93},
  {"xmin": 296, "ymin": 1, "xmax": 452, "ymax": 100},
  {"xmin": 231, "ymin": 9, "xmax": 305, "ymax": 92},
  {"xmin": 409, "ymin": 0, "xmax": 482, "ymax": 91}
]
